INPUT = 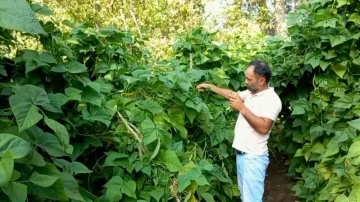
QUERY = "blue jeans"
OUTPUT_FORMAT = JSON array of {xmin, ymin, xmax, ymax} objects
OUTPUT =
[{"xmin": 236, "ymin": 152, "xmax": 269, "ymax": 202}]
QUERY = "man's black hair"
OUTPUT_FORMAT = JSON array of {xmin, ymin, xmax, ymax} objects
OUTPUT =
[{"xmin": 248, "ymin": 60, "xmax": 271, "ymax": 83}]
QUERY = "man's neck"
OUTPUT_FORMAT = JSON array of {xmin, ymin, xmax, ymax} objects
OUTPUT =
[{"xmin": 251, "ymin": 86, "xmax": 269, "ymax": 95}]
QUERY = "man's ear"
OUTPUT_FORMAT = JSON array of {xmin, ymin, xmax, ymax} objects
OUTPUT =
[{"xmin": 259, "ymin": 77, "xmax": 266, "ymax": 85}]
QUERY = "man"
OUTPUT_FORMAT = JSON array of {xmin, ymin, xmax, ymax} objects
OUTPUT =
[{"xmin": 196, "ymin": 60, "xmax": 282, "ymax": 202}]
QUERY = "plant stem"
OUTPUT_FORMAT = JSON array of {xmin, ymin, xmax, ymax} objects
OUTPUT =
[{"xmin": 116, "ymin": 111, "xmax": 144, "ymax": 156}]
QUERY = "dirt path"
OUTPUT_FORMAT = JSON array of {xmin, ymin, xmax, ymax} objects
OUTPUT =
[{"xmin": 264, "ymin": 153, "xmax": 298, "ymax": 202}]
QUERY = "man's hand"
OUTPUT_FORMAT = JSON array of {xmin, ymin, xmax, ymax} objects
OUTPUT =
[
  {"xmin": 229, "ymin": 92, "xmax": 245, "ymax": 112},
  {"xmin": 196, "ymin": 83, "xmax": 212, "ymax": 92},
  {"xmin": 196, "ymin": 83, "xmax": 235, "ymax": 99}
]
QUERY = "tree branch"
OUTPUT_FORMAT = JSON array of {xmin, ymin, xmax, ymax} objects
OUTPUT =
[{"xmin": 125, "ymin": 0, "xmax": 142, "ymax": 38}]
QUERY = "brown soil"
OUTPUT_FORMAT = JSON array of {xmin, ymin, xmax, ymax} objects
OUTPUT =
[{"xmin": 264, "ymin": 153, "xmax": 299, "ymax": 202}]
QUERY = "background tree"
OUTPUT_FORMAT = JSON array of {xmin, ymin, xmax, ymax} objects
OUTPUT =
[
  {"xmin": 33, "ymin": 0, "xmax": 205, "ymax": 59},
  {"xmin": 274, "ymin": 0, "xmax": 286, "ymax": 36}
]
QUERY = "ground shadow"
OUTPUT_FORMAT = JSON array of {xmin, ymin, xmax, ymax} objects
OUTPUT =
[{"xmin": 263, "ymin": 153, "xmax": 298, "ymax": 202}]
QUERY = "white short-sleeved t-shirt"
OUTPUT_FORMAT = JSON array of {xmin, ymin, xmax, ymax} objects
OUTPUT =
[{"xmin": 232, "ymin": 87, "xmax": 282, "ymax": 155}]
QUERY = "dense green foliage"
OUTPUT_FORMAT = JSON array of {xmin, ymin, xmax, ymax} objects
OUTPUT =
[
  {"xmin": 0, "ymin": 1, "xmax": 245, "ymax": 201},
  {"xmin": 1, "ymin": 0, "xmax": 360, "ymax": 202},
  {"xmin": 258, "ymin": 0, "xmax": 360, "ymax": 201}
]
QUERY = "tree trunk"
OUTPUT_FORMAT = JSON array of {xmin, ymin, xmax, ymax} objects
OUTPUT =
[{"xmin": 274, "ymin": 0, "xmax": 286, "ymax": 37}]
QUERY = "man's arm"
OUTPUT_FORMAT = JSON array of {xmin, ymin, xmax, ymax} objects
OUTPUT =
[
  {"xmin": 229, "ymin": 94, "xmax": 281, "ymax": 135},
  {"xmin": 196, "ymin": 83, "xmax": 235, "ymax": 99},
  {"xmin": 239, "ymin": 108, "xmax": 274, "ymax": 135}
]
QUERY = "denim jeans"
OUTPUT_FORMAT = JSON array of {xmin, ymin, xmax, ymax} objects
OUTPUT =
[{"xmin": 236, "ymin": 152, "xmax": 269, "ymax": 202}]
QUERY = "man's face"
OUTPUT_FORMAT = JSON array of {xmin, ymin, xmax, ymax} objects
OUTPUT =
[{"xmin": 245, "ymin": 66, "xmax": 261, "ymax": 93}]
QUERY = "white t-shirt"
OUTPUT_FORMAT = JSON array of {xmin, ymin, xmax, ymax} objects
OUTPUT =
[{"xmin": 232, "ymin": 87, "xmax": 282, "ymax": 155}]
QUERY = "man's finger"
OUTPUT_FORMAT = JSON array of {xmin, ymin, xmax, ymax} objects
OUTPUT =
[{"xmin": 229, "ymin": 97, "xmax": 236, "ymax": 102}]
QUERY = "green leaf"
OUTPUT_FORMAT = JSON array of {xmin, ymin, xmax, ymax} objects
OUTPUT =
[
  {"xmin": 150, "ymin": 138, "xmax": 161, "ymax": 161},
  {"xmin": 104, "ymin": 176, "xmax": 123, "ymax": 202},
  {"xmin": 348, "ymin": 13, "xmax": 360, "ymax": 25},
  {"xmin": 82, "ymin": 106, "xmax": 111, "ymax": 126},
  {"xmin": 65, "ymin": 87, "xmax": 82, "ymax": 101},
  {"xmin": 353, "ymin": 56, "xmax": 360, "ymax": 66},
  {"xmin": 161, "ymin": 150, "xmax": 183, "ymax": 172},
  {"xmin": 291, "ymin": 106, "xmax": 305, "ymax": 115},
  {"xmin": 349, "ymin": 184, "xmax": 360, "ymax": 201},
  {"xmin": 334, "ymin": 96, "xmax": 353, "ymax": 109},
  {"xmin": 168, "ymin": 108, "xmax": 187, "ymax": 139},
  {"xmin": 51, "ymin": 64, "xmax": 68, "ymax": 73},
  {"xmin": 82, "ymin": 86, "xmax": 103, "ymax": 106},
  {"xmin": 150, "ymin": 188, "xmax": 164, "ymax": 201},
  {"xmin": 178, "ymin": 80, "xmax": 192, "ymax": 92},
  {"xmin": 330, "ymin": 35, "xmax": 349, "ymax": 47},
  {"xmin": 53, "ymin": 159, "xmax": 71, "ymax": 171},
  {"xmin": 334, "ymin": 194, "xmax": 349, "ymax": 202},
  {"xmin": 185, "ymin": 100, "xmax": 201, "ymax": 112},
  {"xmin": 70, "ymin": 162, "xmax": 92, "ymax": 175},
  {"xmin": 94, "ymin": 78, "xmax": 114, "ymax": 93},
  {"xmin": 0, "ymin": 65, "xmax": 7, "ymax": 76},
  {"xmin": 200, "ymin": 193, "xmax": 215, "ymax": 202},
  {"xmin": 150, "ymin": 188, "xmax": 165, "ymax": 201},
  {"xmin": 9, "ymin": 85, "xmax": 49, "ymax": 131},
  {"xmin": 185, "ymin": 108, "xmax": 197, "ymax": 124},
  {"xmin": 211, "ymin": 68, "xmax": 230, "ymax": 87},
  {"xmin": 67, "ymin": 61, "xmax": 87, "ymax": 73},
  {"xmin": 319, "ymin": 60, "xmax": 331, "ymax": 71},
  {"xmin": 121, "ymin": 180, "xmax": 136, "ymax": 199},
  {"xmin": 60, "ymin": 172, "xmax": 85, "ymax": 201},
  {"xmin": 0, "ymin": 0, "xmax": 47, "ymax": 35},
  {"xmin": 141, "ymin": 118, "xmax": 158, "ymax": 145},
  {"xmin": 196, "ymin": 175, "xmax": 210, "ymax": 186},
  {"xmin": 1, "ymin": 182, "xmax": 27, "ymax": 202},
  {"xmin": 54, "ymin": 159, "xmax": 92, "ymax": 175},
  {"xmin": 11, "ymin": 104, "xmax": 42, "ymax": 132},
  {"xmin": 199, "ymin": 159, "xmax": 214, "ymax": 171},
  {"xmin": 323, "ymin": 144, "xmax": 339, "ymax": 158},
  {"xmin": 44, "ymin": 117, "xmax": 69, "ymax": 146},
  {"xmin": 313, "ymin": 13, "xmax": 337, "ymax": 28},
  {"xmin": 42, "ymin": 93, "xmax": 68, "ymax": 113},
  {"xmin": 78, "ymin": 187, "xmax": 98, "ymax": 202},
  {"xmin": 136, "ymin": 100, "xmax": 163, "ymax": 114},
  {"xmin": 311, "ymin": 142, "xmax": 325, "ymax": 154},
  {"xmin": 39, "ymin": 52, "xmax": 56, "ymax": 63},
  {"xmin": 0, "ymin": 150, "xmax": 13, "ymax": 187},
  {"xmin": 103, "ymin": 152, "xmax": 128, "ymax": 167},
  {"xmin": 331, "ymin": 63, "xmax": 347, "ymax": 78},
  {"xmin": 86, "ymin": 81, "xmax": 101, "ymax": 92},
  {"xmin": 30, "ymin": 171, "xmax": 58, "ymax": 187},
  {"xmin": 178, "ymin": 165, "xmax": 209, "ymax": 192},
  {"xmin": 347, "ymin": 118, "xmax": 360, "ymax": 130},
  {"xmin": 0, "ymin": 133, "xmax": 32, "ymax": 159},
  {"xmin": 26, "ymin": 126, "xmax": 67, "ymax": 157},
  {"xmin": 302, "ymin": 168, "xmax": 319, "ymax": 189},
  {"xmin": 10, "ymin": 170, "xmax": 21, "ymax": 181},
  {"xmin": 352, "ymin": 32, "xmax": 360, "ymax": 40},
  {"xmin": 29, "ymin": 151, "xmax": 46, "ymax": 166},
  {"xmin": 347, "ymin": 140, "xmax": 360, "ymax": 158},
  {"xmin": 104, "ymin": 99, "xmax": 117, "ymax": 117},
  {"xmin": 336, "ymin": 0, "xmax": 349, "ymax": 8},
  {"xmin": 27, "ymin": 163, "xmax": 67, "ymax": 201},
  {"xmin": 25, "ymin": 58, "xmax": 48, "ymax": 73},
  {"xmin": 31, "ymin": 4, "xmax": 53, "ymax": 16}
]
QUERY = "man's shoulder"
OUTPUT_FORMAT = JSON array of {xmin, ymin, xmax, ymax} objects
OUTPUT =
[
  {"xmin": 265, "ymin": 90, "xmax": 282, "ymax": 107},
  {"xmin": 270, "ymin": 90, "xmax": 281, "ymax": 101}
]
